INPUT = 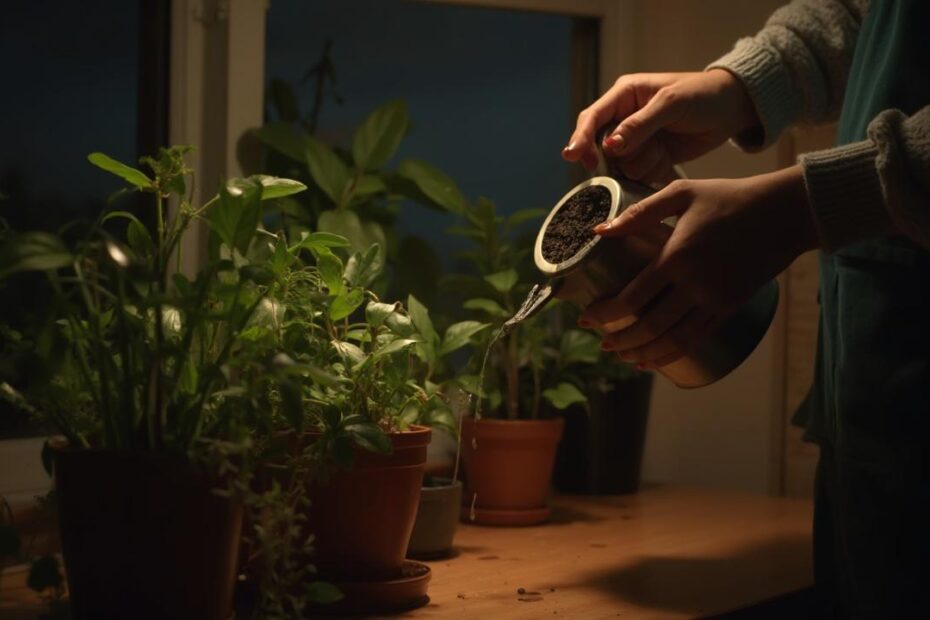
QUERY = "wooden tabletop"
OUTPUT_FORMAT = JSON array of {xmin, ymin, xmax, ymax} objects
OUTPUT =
[
  {"xmin": 1, "ymin": 486, "xmax": 813, "ymax": 619},
  {"xmin": 409, "ymin": 486, "xmax": 813, "ymax": 620}
]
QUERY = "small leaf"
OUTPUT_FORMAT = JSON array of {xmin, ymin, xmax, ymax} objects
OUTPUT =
[
  {"xmin": 306, "ymin": 136, "xmax": 349, "ymax": 205},
  {"xmin": 407, "ymin": 294, "xmax": 437, "ymax": 345},
  {"xmin": 463, "ymin": 298, "xmax": 508, "ymax": 317},
  {"xmin": 329, "ymin": 288, "xmax": 365, "ymax": 321},
  {"xmin": 332, "ymin": 340, "xmax": 365, "ymax": 365},
  {"xmin": 560, "ymin": 329, "xmax": 601, "ymax": 366},
  {"xmin": 440, "ymin": 321, "xmax": 490, "ymax": 356},
  {"xmin": 352, "ymin": 100, "xmax": 408, "ymax": 171},
  {"xmin": 542, "ymin": 382, "xmax": 588, "ymax": 410},
  {"xmin": 316, "ymin": 249, "xmax": 344, "ymax": 296},
  {"xmin": 88, "ymin": 152, "xmax": 154, "ymax": 189},
  {"xmin": 396, "ymin": 159, "xmax": 468, "ymax": 214},
  {"xmin": 345, "ymin": 421, "xmax": 392, "ymax": 454},
  {"xmin": 365, "ymin": 301, "xmax": 400, "ymax": 328},
  {"xmin": 367, "ymin": 338, "xmax": 418, "ymax": 365},
  {"xmin": 484, "ymin": 269, "xmax": 518, "ymax": 293},
  {"xmin": 250, "ymin": 175, "xmax": 307, "ymax": 200},
  {"xmin": 317, "ymin": 210, "xmax": 386, "ymax": 274},
  {"xmin": 0, "ymin": 232, "xmax": 72, "ymax": 278},
  {"xmin": 307, "ymin": 581, "xmax": 344, "ymax": 604},
  {"xmin": 251, "ymin": 122, "xmax": 309, "ymax": 163},
  {"xmin": 292, "ymin": 231, "xmax": 351, "ymax": 253},
  {"xmin": 206, "ymin": 177, "xmax": 262, "ymax": 255},
  {"xmin": 384, "ymin": 312, "xmax": 416, "ymax": 337},
  {"xmin": 344, "ymin": 243, "xmax": 382, "ymax": 288}
]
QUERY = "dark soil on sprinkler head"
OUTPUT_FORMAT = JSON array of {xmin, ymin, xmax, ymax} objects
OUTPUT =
[{"xmin": 541, "ymin": 185, "xmax": 612, "ymax": 264}]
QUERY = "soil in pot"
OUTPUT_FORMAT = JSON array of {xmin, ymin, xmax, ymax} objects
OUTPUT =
[
  {"xmin": 54, "ymin": 450, "xmax": 243, "ymax": 620},
  {"xmin": 407, "ymin": 477, "xmax": 463, "ymax": 559},
  {"xmin": 541, "ymin": 185, "xmax": 612, "ymax": 264},
  {"xmin": 304, "ymin": 425, "xmax": 430, "ymax": 581},
  {"xmin": 460, "ymin": 417, "xmax": 564, "ymax": 526}
]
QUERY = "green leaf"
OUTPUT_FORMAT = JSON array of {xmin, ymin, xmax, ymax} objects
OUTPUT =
[
  {"xmin": 396, "ymin": 159, "xmax": 468, "ymax": 214},
  {"xmin": 292, "ymin": 231, "xmax": 351, "ymax": 253},
  {"xmin": 463, "ymin": 297, "xmax": 509, "ymax": 317},
  {"xmin": 507, "ymin": 208, "xmax": 548, "ymax": 227},
  {"xmin": 407, "ymin": 294, "xmax": 437, "ymax": 345},
  {"xmin": 316, "ymin": 249, "xmax": 344, "ymax": 296},
  {"xmin": 332, "ymin": 340, "xmax": 365, "ymax": 366},
  {"xmin": 542, "ymin": 382, "xmax": 588, "ymax": 410},
  {"xmin": 440, "ymin": 321, "xmax": 490, "ymax": 356},
  {"xmin": 365, "ymin": 301, "xmax": 400, "ymax": 328},
  {"xmin": 425, "ymin": 407, "xmax": 457, "ymax": 437},
  {"xmin": 352, "ymin": 100, "xmax": 408, "ymax": 171},
  {"xmin": 317, "ymin": 210, "xmax": 386, "ymax": 274},
  {"xmin": 87, "ymin": 152, "xmax": 154, "ymax": 189},
  {"xmin": 367, "ymin": 338, "xmax": 418, "ymax": 365},
  {"xmin": 251, "ymin": 122, "xmax": 308, "ymax": 163},
  {"xmin": 344, "ymin": 420, "xmax": 392, "ymax": 454},
  {"xmin": 307, "ymin": 581, "xmax": 344, "ymax": 604},
  {"xmin": 351, "ymin": 174, "xmax": 388, "ymax": 201},
  {"xmin": 560, "ymin": 329, "xmax": 601, "ymax": 366},
  {"xmin": 384, "ymin": 312, "xmax": 416, "ymax": 337},
  {"xmin": 344, "ymin": 243, "xmax": 382, "ymax": 288},
  {"xmin": 0, "ymin": 232, "xmax": 72, "ymax": 278},
  {"xmin": 206, "ymin": 177, "xmax": 262, "ymax": 255},
  {"xmin": 250, "ymin": 175, "xmax": 307, "ymax": 200},
  {"xmin": 330, "ymin": 288, "xmax": 365, "ymax": 321},
  {"xmin": 484, "ymin": 269, "xmax": 518, "ymax": 293},
  {"xmin": 306, "ymin": 135, "xmax": 349, "ymax": 205}
]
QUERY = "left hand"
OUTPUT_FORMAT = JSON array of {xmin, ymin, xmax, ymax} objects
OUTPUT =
[{"xmin": 578, "ymin": 165, "xmax": 818, "ymax": 368}]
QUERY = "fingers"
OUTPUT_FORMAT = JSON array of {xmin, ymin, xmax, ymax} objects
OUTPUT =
[
  {"xmin": 564, "ymin": 78, "xmax": 646, "ymax": 169},
  {"xmin": 616, "ymin": 309, "xmax": 719, "ymax": 366},
  {"xmin": 601, "ymin": 288, "xmax": 693, "ymax": 352},
  {"xmin": 604, "ymin": 87, "xmax": 686, "ymax": 157},
  {"xmin": 594, "ymin": 180, "xmax": 691, "ymax": 238},
  {"xmin": 579, "ymin": 261, "xmax": 669, "ymax": 332}
]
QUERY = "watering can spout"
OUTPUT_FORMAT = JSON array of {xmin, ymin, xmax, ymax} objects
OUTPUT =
[{"xmin": 501, "ymin": 281, "xmax": 563, "ymax": 336}]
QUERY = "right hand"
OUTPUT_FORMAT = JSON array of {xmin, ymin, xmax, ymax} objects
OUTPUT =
[{"xmin": 562, "ymin": 70, "xmax": 759, "ymax": 186}]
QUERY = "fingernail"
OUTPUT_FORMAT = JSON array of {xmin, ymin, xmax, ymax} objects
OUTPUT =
[
  {"xmin": 593, "ymin": 222, "xmax": 609, "ymax": 233},
  {"xmin": 577, "ymin": 318, "xmax": 591, "ymax": 328},
  {"xmin": 601, "ymin": 342, "xmax": 614, "ymax": 352},
  {"xmin": 563, "ymin": 141, "xmax": 577, "ymax": 153},
  {"xmin": 635, "ymin": 362, "xmax": 648, "ymax": 371},
  {"xmin": 605, "ymin": 134, "xmax": 624, "ymax": 150}
]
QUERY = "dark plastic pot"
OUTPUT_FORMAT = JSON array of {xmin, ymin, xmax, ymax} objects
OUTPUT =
[
  {"xmin": 407, "ymin": 477, "xmax": 463, "ymax": 559},
  {"xmin": 305, "ymin": 425, "xmax": 430, "ymax": 580},
  {"xmin": 54, "ymin": 450, "xmax": 243, "ymax": 620},
  {"xmin": 554, "ymin": 373, "xmax": 654, "ymax": 494},
  {"xmin": 460, "ymin": 417, "xmax": 564, "ymax": 526}
]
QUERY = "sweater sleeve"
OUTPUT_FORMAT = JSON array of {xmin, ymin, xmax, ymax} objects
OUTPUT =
[
  {"xmin": 706, "ymin": 0, "xmax": 870, "ymax": 151},
  {"xmin": 800, "ymin": 106, "xmax": 930, "ymax": 251}
]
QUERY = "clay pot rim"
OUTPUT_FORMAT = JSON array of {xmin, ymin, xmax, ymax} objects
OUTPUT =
[
  {"xmin": 305, "ymin": 423, "xmax": 432, "ymax": 449},
  {"xmin": 462, "ymin": 417, "xmax": 565, "ymax": 428}
]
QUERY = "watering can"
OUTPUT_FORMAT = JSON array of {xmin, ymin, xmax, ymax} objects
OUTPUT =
[{"xmin": 510, "ymin": 141, "xmax": 779, "ymax": 389}]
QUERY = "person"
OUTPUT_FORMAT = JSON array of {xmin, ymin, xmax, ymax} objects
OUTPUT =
[{"xmin": 563, "ymin": 0, "xmax": 930, "ymax": 617}]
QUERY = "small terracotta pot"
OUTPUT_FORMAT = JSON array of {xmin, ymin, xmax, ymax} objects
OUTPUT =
[
  {"xmin": 407, "ymin": 477, "xmax": 463, "ymax": 559},
  {"xmin": 54, "ymin": 450, "xmax": 243, "ymax": 620},
  {"xmin": 460, "ymin": 417, "xmax": 564, "ymax": 525},
  {"xmin": 305, "ymin": 425, "xmax": 430, "ymax": 580}
]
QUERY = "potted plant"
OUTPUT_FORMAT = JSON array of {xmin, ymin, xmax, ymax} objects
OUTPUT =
[{"xmin": 0, "ymin": 146, "xmax": 312, "ymax": 619}]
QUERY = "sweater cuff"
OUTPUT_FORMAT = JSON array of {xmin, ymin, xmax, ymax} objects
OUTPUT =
[
  {"xmin": 707, "ymin": 38, "xmax": 802, "ymax": 152},
  {"xmin": 800, "ymin": 139, "xmax": 893, "ymax": 253}
]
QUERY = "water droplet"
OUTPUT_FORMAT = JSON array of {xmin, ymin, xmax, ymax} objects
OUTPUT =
[
  {"xmin": 471, "ymin": 437, "xmax": 478, "ymax": 450},
  {"xmin": 469, "ymin": 492, "xmax": 478, "ymax": 521}
]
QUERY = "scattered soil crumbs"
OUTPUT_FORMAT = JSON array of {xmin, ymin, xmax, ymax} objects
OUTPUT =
[{"xmin": 541, "ymin": 185, "xmax": 612, "ymax": 264}]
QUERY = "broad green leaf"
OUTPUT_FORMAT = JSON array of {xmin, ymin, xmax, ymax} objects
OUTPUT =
[
  {"xmin": 351, "ymin": 174, "xmax": 388, "ymax": 201},
  {"xmin": 317, "ymin": 210, "xmax": 386, "ymax": 275},
  {"xmin": 345, "ymin": 421, "xmax": 392, "ymax": 454},
  {"xmin": 292, "ymin": 231, "xmax": 351, "ymax": 253},
  {"xmin": 329, "ymin": 288, "xmax": 365, "ymax": 321},
  {"xmin": 507, "ymin": 208, "xmax": 548, "ymax": 227},
  {"xmin": 332, "ymin": 340, "xmax": 365, "ymax": 366},
  {"xmin": 407, "ymin": 294, "xmax": 437, "ymax": 345},
  {"xmin": 87, "ymin": 152, "xmax": 153, "ymax": 189},
  {"xmin": 250, "ymin": 175, "xmax": 307, "ymax": 200},
  {"xmin": 307, "ymin": 581, "xmax": 344, "ymax": 604},
  {"xmin": 560, "ymin": 329, "xmax": 601, "ymax": 366},
  {"xmin": 344, "ymin": 243, "xmax": 382, "ymax": 287},
  {"xmin": 316, "ymin": 249, "xmax": 344, "ymax": 296},
  {"xmin": 396, "ymin": 159, "xmax": 468, "ymax": 214},
  {"xmin": 542, "ymin": 382, "xmax": 588, "ymax": 410},
  {"xmin": 484, "ymin": 269, "xmax": 518, "ymax": 293},
  {"xmin": 352, "ymin": 100, "xmax": 408, "ymax": 171},
  {"xmin": 384, "ymin": 312, "xmax": 416, "ymax": 337},
  {"xmin": 367, "ymin": 338, "xmax": 418, "ymax": 365},
  {"xmin": 455, "ymin": 374, "xmax": 484, "ymax": 397},
  {"xmin": 365, "ymin": 301, "xmax": 400, "ymax": 328},
  {"xmin": 206, "ymin": 177, "xmax": 262, "ymax": 255},
  {"xmin": 251, "ymin": 122, "xmax": 308, "ymax": 163},
  {"xmin": 306, "ymin": 135, "xmax": 349, "ymax": 205},
  {"xmin": 463, "ymin": 298, "xmax": 508, "ymax": 317},
  {"xmin": 0, "ymin": 232, "xmax": 72, "ymax": 278},
  {"xmin": 440, "ymin": 321, "xmax": 490, "ymax": 356}
]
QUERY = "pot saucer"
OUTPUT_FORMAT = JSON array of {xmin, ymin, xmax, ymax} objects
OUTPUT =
[
  {"xmin": 460, "ymin": 504, "xmax": 551, "ymax": 526},
  {"xmin": 312, "ymin": 560, "xmax": 431, "ymax": 615}
]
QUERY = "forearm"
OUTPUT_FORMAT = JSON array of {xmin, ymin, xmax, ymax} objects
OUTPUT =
[
  {"xmin": 707, "ymin": 0, "xmax": 869, "ymax": 150},
  {"xmin": 801, "ymin": 106, "xmax": 930, "ymax": 251}
]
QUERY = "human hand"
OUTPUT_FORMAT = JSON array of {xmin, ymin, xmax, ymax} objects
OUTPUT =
[
  {"xmin": 578, "ymin": 165, "xmax": 817, "ymax": 367},
  {"xmin": 562, "ymin": 70, "xmax": 759, "ymax": 186}
]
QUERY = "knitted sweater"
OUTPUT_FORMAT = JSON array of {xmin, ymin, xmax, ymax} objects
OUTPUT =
[{"xmin": 707, "ymin": 0, "xmax": 930, "ymax": 252}]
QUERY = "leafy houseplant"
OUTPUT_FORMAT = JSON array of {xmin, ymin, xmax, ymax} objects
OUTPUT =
[{"xmin": 0, "ymin": 147, "xmax": 312, "ymax": 619}]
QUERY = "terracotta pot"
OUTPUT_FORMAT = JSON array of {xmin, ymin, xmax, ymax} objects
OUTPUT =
[
  {"xmin": 54, "ymin": 450, "xmax": 243, "ymax": 620},
  {"xmin": 305, "ymin": 425, "xmax": 430, "ymax": 580},
  {"xmin": 406, "ymin": 477, "xmax": 463, "ymax": 559},
  {"xmin": 460, "ymin": 417, "xmax": 564, "ymax": 525}
]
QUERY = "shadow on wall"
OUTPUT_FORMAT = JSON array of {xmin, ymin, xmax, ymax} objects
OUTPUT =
[{"xmin": 571, "ymin": 534, "xmax": 812, "ymax": 616}]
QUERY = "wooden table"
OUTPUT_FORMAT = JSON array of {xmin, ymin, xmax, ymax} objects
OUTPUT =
[{"xmin": 0, "ymin": 486, "xmax": 813, "ymax": 619}]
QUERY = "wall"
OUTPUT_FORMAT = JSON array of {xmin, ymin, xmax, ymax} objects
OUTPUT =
[{"xmin": 626, "ymin": 0, "xmax": 790, "ymax": 493}]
